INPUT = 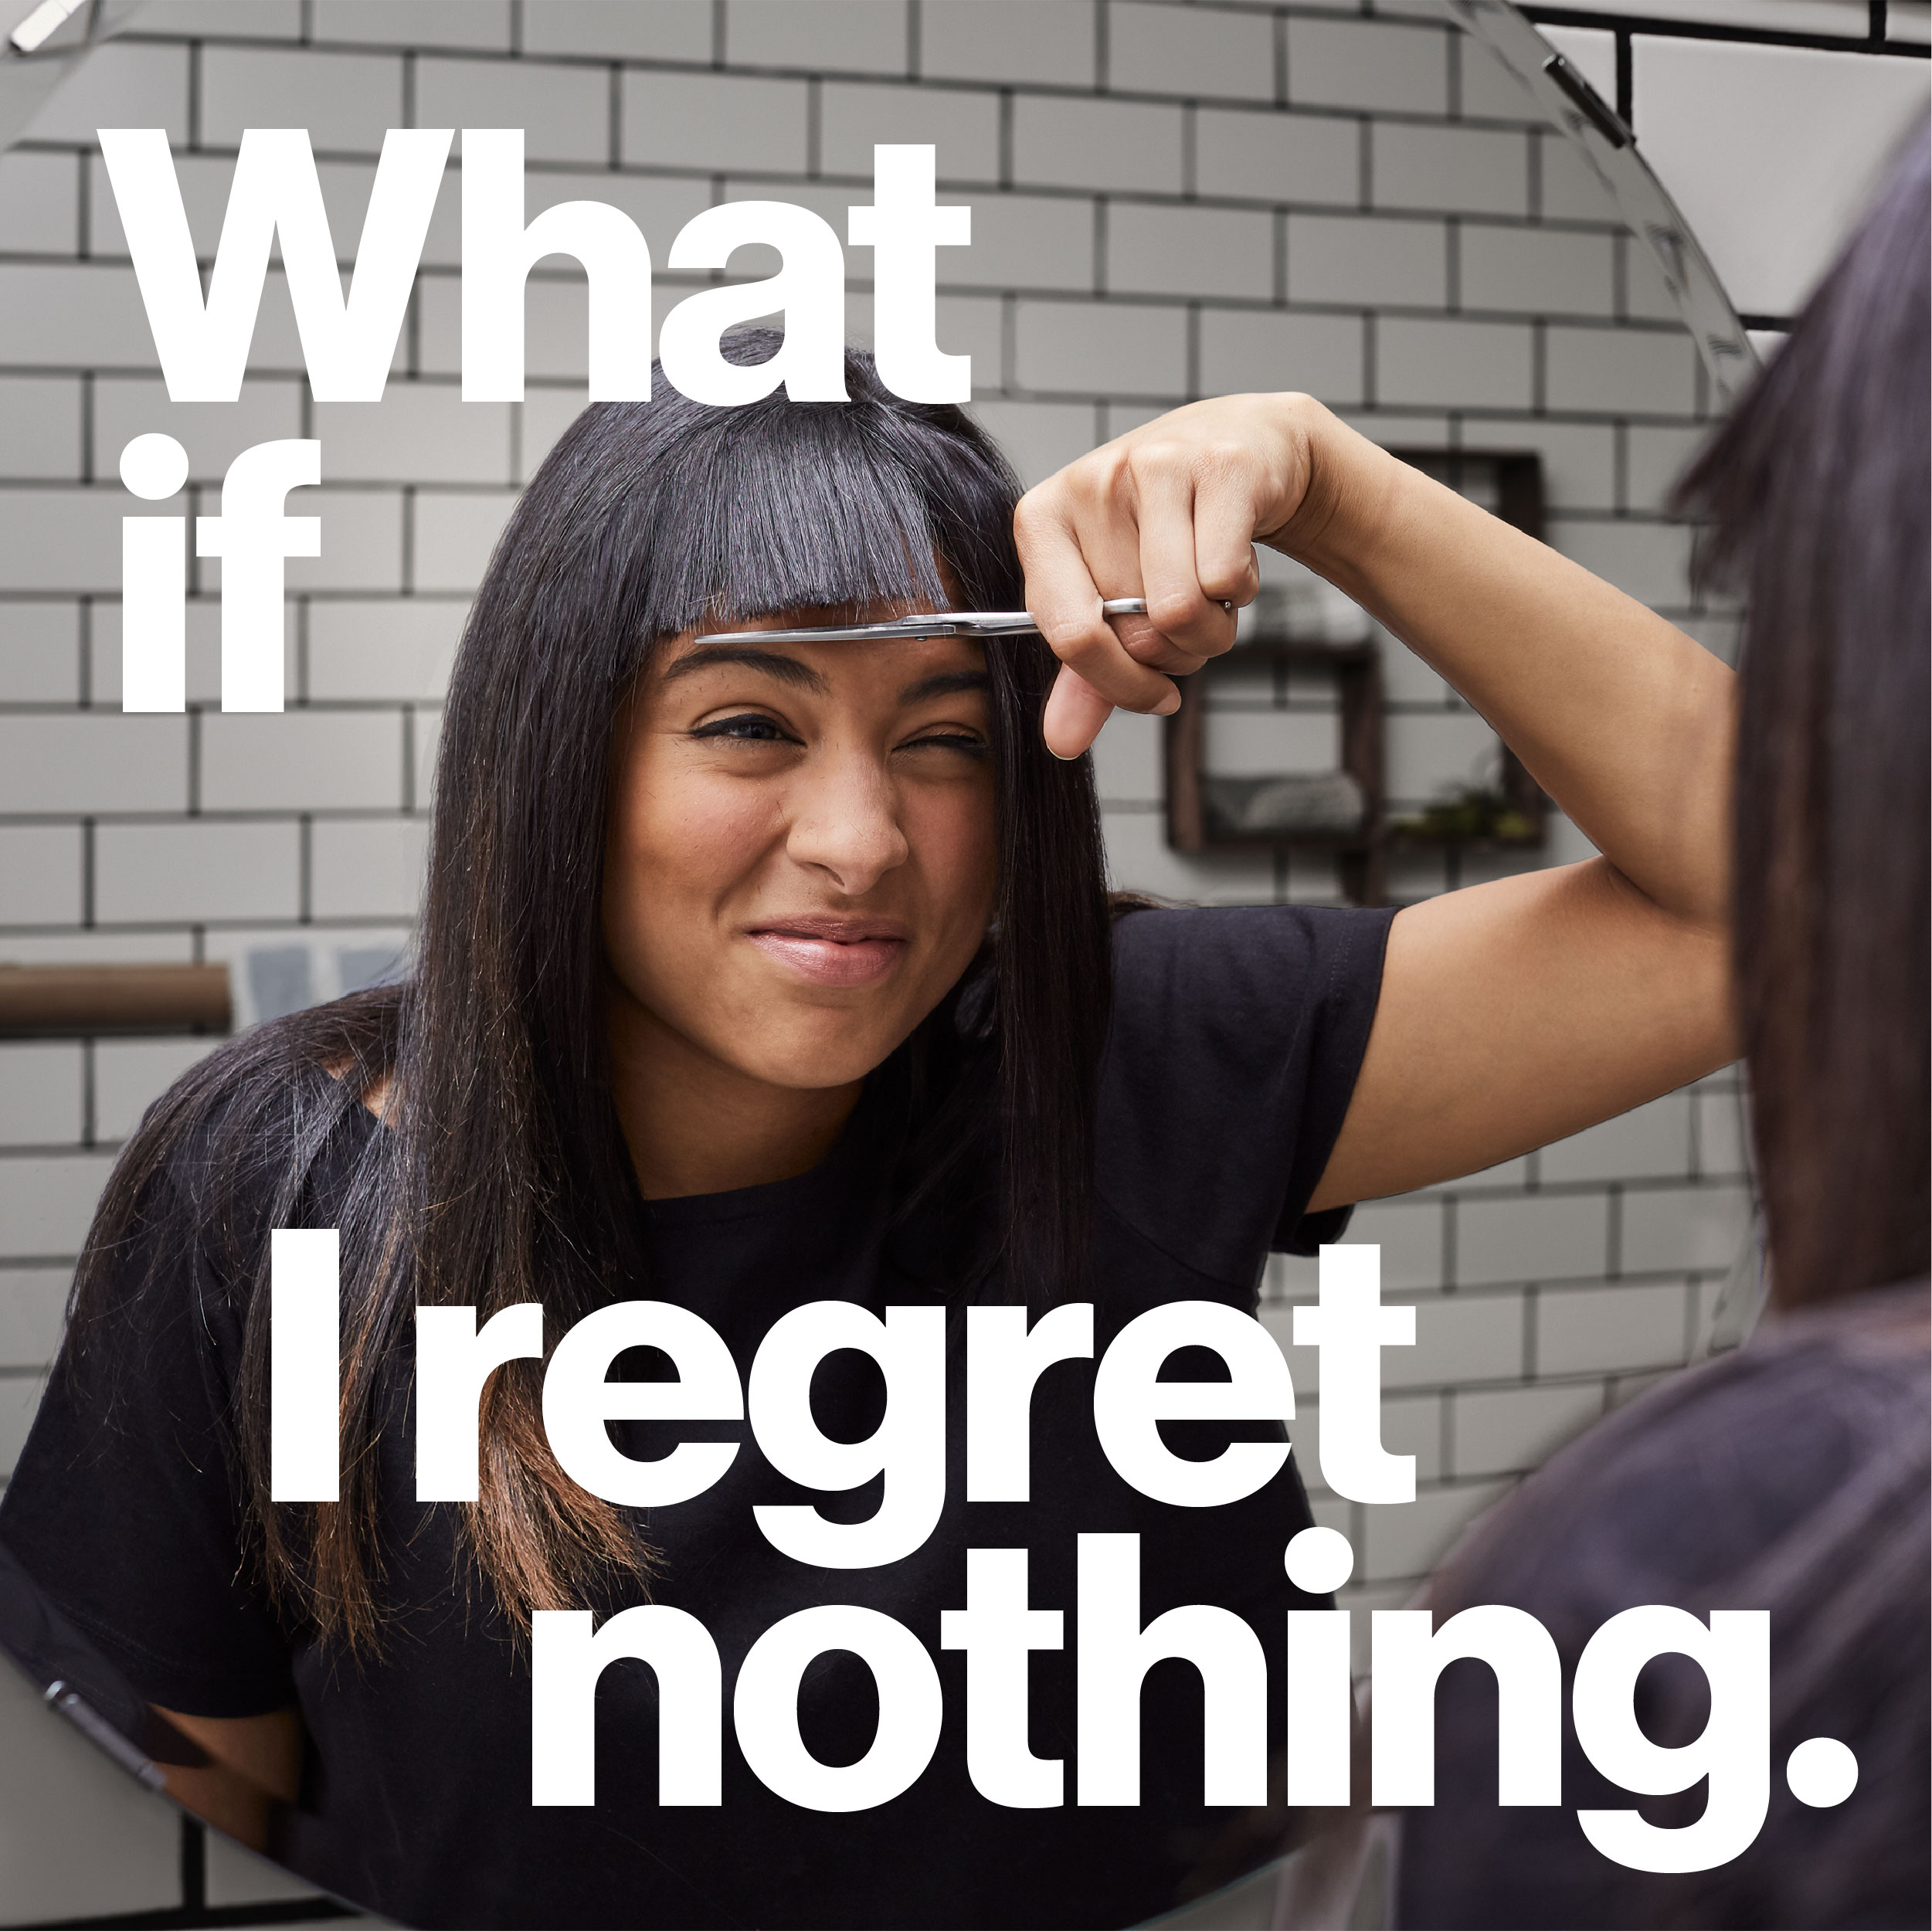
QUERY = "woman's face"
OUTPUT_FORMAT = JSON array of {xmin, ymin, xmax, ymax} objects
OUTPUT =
[{"xmin": 603, "ymin": 608, "xmax": 1000, "ymax": 1096}]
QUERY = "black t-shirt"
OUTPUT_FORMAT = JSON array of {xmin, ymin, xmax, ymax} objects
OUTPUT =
[{"xmin": 1, "ymin": 904, "xmax": 1392, "ymax": 1931}]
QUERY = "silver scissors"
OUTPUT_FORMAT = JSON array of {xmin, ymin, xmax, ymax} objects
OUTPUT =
[{"xmin": 694, "ymin": 597, "xmax": 1156, "ymax": 646}]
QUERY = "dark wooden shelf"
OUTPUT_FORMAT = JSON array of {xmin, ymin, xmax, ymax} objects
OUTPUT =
[{"xmin": 1166, "ymin": 637, "xmax": 1386, "ymax": 901}]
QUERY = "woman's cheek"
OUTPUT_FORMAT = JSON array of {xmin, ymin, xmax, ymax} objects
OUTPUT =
[
  {"xmin": 603, "ymin": 774, "xmax": 762, "ymax": 993},
  {"xmin": 905, "ymin": 775, "xmax": 999, "ymax": 928},
  {"xmin": 632, "ymin": 766, "xmax": 786, "ymax": 898}
]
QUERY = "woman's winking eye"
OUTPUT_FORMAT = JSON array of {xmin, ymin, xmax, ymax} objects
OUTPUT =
[
  {"xmin": 685, "ymin": 712, "xmax": 989, "ymax": 758},
  {"xmin": 901, "ymin": 728, "xmax": 990, "ymax": 759}
]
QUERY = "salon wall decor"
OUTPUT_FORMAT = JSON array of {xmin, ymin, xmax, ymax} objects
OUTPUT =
[{"xmin": 1165, "ymin": 450, "xmax": 1550, "ymax": 906}]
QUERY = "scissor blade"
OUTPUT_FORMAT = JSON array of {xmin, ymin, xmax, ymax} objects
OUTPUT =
[{"xmin": 691, "ymin": 598, "xmax": 1149, "ymax": 648}]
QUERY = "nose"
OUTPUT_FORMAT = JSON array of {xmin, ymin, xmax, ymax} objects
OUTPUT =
[{"xmin": 783, "ymin": 745, "xmax": 910, "ymax": 896}]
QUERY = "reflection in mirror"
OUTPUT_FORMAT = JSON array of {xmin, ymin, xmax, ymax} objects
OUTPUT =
[
  {"xmin": 1441, "ymin": 0, "xmax": 1757, "ymax": 406},
  {"xmin": 0, "ymin": 3, "xmax": 1778, "ymax": 1927},
  {"xmin": 1154, "ymin": 2, "xmax": 1741, "ymax": 919}
]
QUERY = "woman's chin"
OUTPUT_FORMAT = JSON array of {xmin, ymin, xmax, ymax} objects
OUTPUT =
[{"xmin": 707, "ymin": 1005, "xmax": 905, "ymax": 1094}]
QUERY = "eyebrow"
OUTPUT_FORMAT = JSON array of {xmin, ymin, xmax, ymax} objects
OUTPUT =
[
  {"xmin": 659, "ymin": 645, "xmax": 828, "ymax": 693},
  {"xmin": 901, "ymin": 669, "xmax": 992, "ymax": 703},
  {"xmin": 661, "ymin": 650, "xmax": 991, "ymax": 707}
]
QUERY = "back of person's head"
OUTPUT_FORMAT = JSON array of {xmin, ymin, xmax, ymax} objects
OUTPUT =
[{"xmin": 1678, "ymin": 129, "xmax": 1930, "ymax": 1311}]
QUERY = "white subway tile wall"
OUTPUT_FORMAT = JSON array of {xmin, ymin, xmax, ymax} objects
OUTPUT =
[{"xmin": 0, "ymin": 0, "xmax": 1823, "ymax": 1916}]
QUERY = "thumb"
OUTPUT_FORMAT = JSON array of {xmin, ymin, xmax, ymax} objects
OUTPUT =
[{"xmin": 1042, "ymin": 663, "xmax": 1119, "ymax": 761}]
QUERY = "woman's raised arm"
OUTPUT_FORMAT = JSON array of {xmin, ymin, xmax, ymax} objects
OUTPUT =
[{"xmin": 1014, "ymin": 392, "xmax": 1737, "ymax": 1205}]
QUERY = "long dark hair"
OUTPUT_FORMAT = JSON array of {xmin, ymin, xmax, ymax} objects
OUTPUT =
[
  {"xmin": 66, "ymin": 341, "xmax": 1112, "ymax": 1650},
  {"xmin": 1676, "ymin": 129, "xmax": 1930, "ymax": 1312}
]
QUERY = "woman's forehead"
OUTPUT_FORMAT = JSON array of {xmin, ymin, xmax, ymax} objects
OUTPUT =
[{"xmin": 653, "ymin": 619, "xmax": 988, "ymax": 695}]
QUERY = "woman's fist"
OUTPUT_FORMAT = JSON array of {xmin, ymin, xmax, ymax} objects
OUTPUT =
[{"xmin": 1013, "ymin": 392, "xmax": 1323, "ymax": 758}]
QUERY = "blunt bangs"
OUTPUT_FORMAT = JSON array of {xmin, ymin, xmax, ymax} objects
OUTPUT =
[
  {"xmin": 649, "ymin": 396, "xmax": 948, "ymax": 631},
  {"xmin": 559, "ymin": 331, "xmax": 1024, "ymax": 659}
]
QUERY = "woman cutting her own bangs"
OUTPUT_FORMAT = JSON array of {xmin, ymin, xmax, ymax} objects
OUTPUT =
[{"xmin": 0, "ymin": 334, "xmax": 1733, "ymax": 1930}]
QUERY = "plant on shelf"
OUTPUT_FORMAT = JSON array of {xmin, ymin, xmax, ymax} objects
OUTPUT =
[{"xmin": 1391, "ymin": 783, "xmax": 1537, "ymax": 844}]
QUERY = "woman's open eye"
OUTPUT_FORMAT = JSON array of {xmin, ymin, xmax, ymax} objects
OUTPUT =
[{"xmin": 689, "ymin": 713, "xmax": 797, "ymax": 745}]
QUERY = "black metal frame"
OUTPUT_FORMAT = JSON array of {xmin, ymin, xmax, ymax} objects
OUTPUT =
[
  {"xmin": 19, "ymin": 1816, "xmax": 355, "ymax": 1931},
  {"xmin": 29, "ymin": 1815, "xmax": 360, "ymax": 1927},
  {"xmin": 1520, "ymin": 3, "xmax": 1930, "ymax": 326}
]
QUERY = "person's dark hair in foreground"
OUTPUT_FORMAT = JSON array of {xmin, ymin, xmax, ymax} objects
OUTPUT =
[{"xmin": 1397, "ymin": 131, "xmax": 1930, "ymax": 1931}]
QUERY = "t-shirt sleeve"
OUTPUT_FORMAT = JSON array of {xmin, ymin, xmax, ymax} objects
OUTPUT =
[
  {"xmin": 1095, "ymin": 903, "xmax": 1395, "ymax": 1291},
  {"xmin": 0, "ymin": 1149, "xmax": 297, "ymax": 1718}
]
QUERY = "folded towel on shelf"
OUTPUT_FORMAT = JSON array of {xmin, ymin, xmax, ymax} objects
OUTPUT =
[{"xmin": 1202, "ymin": 771, "xmax": 1367, "ymax": 836}]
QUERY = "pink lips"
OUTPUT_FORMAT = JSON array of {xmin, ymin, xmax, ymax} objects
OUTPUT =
[{"xmin": 745, "ymin": 918, "xmax": 910, "ymax": 988}]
